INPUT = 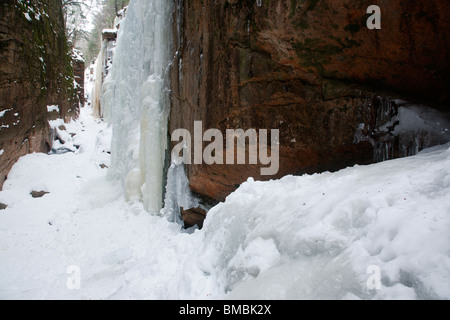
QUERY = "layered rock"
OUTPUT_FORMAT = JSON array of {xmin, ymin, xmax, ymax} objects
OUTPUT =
[
  {"xmin": 72, "ymin": 49, "xmax": 85, "ymax": 107},
  {"xmin": 170, "ymin": 0, "xmax": 450, "ymax": 210},
  {"xmin": 0, "ymin": 0, "xmax": 80, "ymax": 188}
]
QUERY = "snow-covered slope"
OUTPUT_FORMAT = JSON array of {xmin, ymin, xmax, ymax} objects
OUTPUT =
[
  {"xmin": 201, "ymin": 144, "xmax": 450, "ymax": 299},
  {"xmin": 0, "ymin": 100, "xmax": 448, "ymax": 299}
]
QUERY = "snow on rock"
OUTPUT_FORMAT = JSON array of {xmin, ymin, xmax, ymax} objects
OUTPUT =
[
  {"xmin": 200, "ymin": 144, "xmax": 450, "ymax": 300},
  {"xmin": 0, "ymin": 109, "xmax": 12, "ymax": 118},
  {"xmin": 23, "ymin": 12, "xmax": 32, "ymax": 21},
  {"xmin": 47, "ymin": 105, "xmax": 60, "ymax": 113},
  {"xmin": 72, "ymin": 49, "xmax": 85, "ymax": 63}
]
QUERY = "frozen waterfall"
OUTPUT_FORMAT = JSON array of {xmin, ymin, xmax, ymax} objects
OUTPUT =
[{"xmin": 101, "ymin": 0, "xmax": 173, "ymax": 214}]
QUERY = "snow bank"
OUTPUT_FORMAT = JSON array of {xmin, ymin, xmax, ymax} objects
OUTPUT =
[
  {"xmin": 72, "ymin": 49, "xmax": 84, "ymax": 63},
  {"xmin": 198, "ymin": 144, "xmax": 450, "ymax": 299},
  {"xmin": 0, "ymin": 108, "xmax": 12, "ymax": 118}
]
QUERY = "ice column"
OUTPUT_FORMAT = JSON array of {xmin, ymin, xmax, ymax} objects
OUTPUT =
[{"xmin": 101, "ymin": 0, "xmax": 173, "ymax": 214}]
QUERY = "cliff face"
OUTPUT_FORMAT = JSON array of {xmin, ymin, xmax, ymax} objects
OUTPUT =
[
  {"xmin": 0, "ymin": 0, "xmax": 79, "ymax": 187},
  {"xmin": 170, "ymin": 0, "xmax": 450, "ymax": 205},
  {"xmin": 72, "ymin": 49, "xmax": 85, "ymax": 108}
]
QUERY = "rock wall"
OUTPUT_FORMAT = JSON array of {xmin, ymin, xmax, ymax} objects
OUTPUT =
[
  {"xmin": 170, "ymin": 0, "xmax": 450, "ymax": 207},
  {"xmin": 0, "ymin": 0, "xmax": 79, "ymax": 188},
  {"xmin": 72, "ymin": 49, "xmax": 85, "ymax": 108}
]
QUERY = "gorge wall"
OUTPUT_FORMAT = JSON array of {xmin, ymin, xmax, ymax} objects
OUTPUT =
[
  {"xmin": 0, "ymin": 0, "xmax": 80, "ymax": 188},
  {"xmin": 170, "ymin": 0, "xmax": 450, "ymax": 209}
]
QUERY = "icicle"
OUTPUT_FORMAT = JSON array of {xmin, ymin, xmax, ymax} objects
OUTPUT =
[
  {"xmin": 356, "ymin": 97, "xmax": 450, "ymax": 162},
  {"xmin": 161, "ymin": 160, "xmax": 199, "ymax": 225},
  {"xmin": 101, "ymin": 0, "xmax": 174, "ymax": 214}
]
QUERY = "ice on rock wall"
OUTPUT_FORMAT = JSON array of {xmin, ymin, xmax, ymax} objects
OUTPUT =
[
  {"xmin": 92, "ymin": 29, "xmax": 117, "ymax": 119},
  {"xmin": 101, "ymin": 0, "xmax": 173, "ymax": 213},
  {"xmin": 393, "ymin": 105, "xmax": 450, "ymax": 156},
  {"xmin": 92, "ymin": 55, "xmax": 103, "ymax": 117},
  {"xmin": 162, "ymin": 160, "xmax": 199, "ymax": 225},
  {"xmin": 355, "ymin": 98, "xmax": 450, "ymax": 162}
]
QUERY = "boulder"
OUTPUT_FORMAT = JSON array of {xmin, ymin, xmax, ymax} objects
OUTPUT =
[
  {"xmin": 181, "ymin": 207, "xmax": 208, "ymax": 228},
  {"xmin": 30, "ymin": 190, "xmax": 49, "ymax": 198}
]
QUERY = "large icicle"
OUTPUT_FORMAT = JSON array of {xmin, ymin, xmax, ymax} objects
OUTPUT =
[
  {"xmin": 101, "ymin": 0, "xmax": 173, "ymax": 214},
  {"xmin": 162, "ymin": 161, "xmax": 199, "ymax": 225}
]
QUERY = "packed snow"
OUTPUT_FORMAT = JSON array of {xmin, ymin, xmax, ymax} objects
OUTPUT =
[
  {"xmin": 204, "ymin": 148, "xmax": 450, "ymax": 300},
  {"xmin": 0, "ymin": 100, "xmax": 449, "ymax": 299}
]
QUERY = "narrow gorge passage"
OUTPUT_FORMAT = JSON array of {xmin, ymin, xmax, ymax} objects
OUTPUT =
[
  {"xmin": 1, "ymin": 81, "xmax": 449, "ymax": 299},
  {"xmin": 0, "ymin": 0, "xmax": 449, "ymax": 301}
]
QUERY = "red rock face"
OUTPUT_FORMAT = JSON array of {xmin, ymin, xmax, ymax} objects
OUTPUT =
[
  {"xmin": 0, "ymin": 0, "xmax": 81, "ymax": 188},
  {"xmin": 73, "ymin": 55, "xmax": 85, "ymax": 108},
  {"xmin": 170, "ymin": 0, "xmax": 449, "ymax": 208}
]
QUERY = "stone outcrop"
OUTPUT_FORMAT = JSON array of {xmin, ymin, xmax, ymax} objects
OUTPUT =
[
  {"xmin": 0, "ymin": 0, "xmax": 80, "ymax": 188},
  {"xmin": 72, "ymin": 49, "xmax": 85, "ymax": 107},
  {"xmin": 170, "ymin": 0, "xmax": 450, "ymax": 210},
  {"xmin": 182, "ymin": 207, "xmax": 208, "ymax": 228}
]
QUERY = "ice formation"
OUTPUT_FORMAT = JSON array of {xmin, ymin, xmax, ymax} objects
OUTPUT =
[
  {"xmin": 355, "ymin": 97, "xmax": 450, "ymax": 162},
  {"xmin": 101, "ymin": 0, "xmax": 173, "ymax": 214}
]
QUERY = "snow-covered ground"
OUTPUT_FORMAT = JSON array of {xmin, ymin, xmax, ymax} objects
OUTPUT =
[{"xmin": 0, "ymin": 95, "xmax": 449, "ymax": 299}]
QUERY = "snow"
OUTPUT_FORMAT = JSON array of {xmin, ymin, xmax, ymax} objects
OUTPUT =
[
  {"xmin": 48, "ymin": 118, "xmax": 64, "ymax": 129},
  {"xmin": 23, "ymin": 12, "xmax": 32, "ymax": 21},
  {"xmin": 72, "ymin": 49, "xmax": 84, "ymax": 63},
  {"xmin": 0, "ymin": 99, "xmax": 449, "ymax": 299},
  {"xmin": 102, "ymin": 29, "xmax": 117, "ymax": 34},
  {"xmin": 0, "ymin": 109, "xmax": 12, "ymax": 118},
  {"xmin": 47, "ymin": 105, "xmax": 60, "ymax": 113},
  {"xmin": 202, "ymin": 147, "xmax": 450, "ymax": 299},
  {"xmin": 0, "ymin": 149, "xmax": 4, "ymax": 156}
]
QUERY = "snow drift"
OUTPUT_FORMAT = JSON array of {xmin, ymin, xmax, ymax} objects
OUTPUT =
[{"xmin": 198, "ymin": 144, "xmax": 450, "ymax": 299}]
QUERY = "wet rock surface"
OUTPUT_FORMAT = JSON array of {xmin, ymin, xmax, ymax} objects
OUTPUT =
[{"xmin": 170, "ymin": 0, "xmax": 450, "ymax": 204}]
